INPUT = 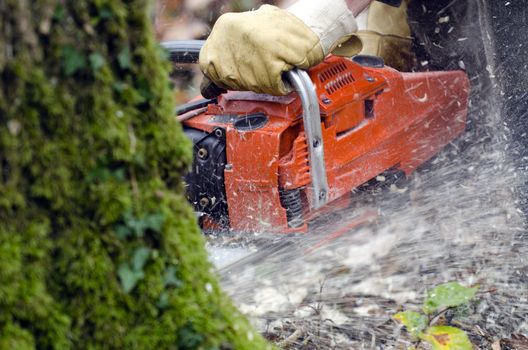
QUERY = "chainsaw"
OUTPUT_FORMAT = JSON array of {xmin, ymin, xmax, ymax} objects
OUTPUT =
[{"xmin": 163, "ymin": 40, "xmax": 470, "ymax": 235}]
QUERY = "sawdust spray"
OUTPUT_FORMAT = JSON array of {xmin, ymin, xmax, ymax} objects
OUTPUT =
[{"xmin": 212, "ymin": 1, "xmax": 528, "ymax": 348}]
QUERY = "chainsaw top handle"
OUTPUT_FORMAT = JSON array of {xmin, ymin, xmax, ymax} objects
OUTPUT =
[{"xmin": 162, "ymin": 40, "xmax": 329, "ymax": 209}]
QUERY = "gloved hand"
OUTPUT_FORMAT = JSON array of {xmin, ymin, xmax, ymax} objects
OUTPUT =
[
  {"xmin": 199, "ymin": 1, "xmax": 358, "ymax": 97},
  {"xmin": 333, "ymin": 0, "xmax": 413, "ymax": 71}
]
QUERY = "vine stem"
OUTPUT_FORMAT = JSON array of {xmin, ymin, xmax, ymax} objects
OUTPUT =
[{"xmin": 427, "ymin": 306, "xmax": 456, "ymax": 326}]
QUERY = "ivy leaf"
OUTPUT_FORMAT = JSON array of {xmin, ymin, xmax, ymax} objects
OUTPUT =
[
  {"xmin": 163, "ymin": 266, "xmax": 183, "ymax": 288},
  {"xmin": 394, "ymin": 311, "xmax": 428, "ymax": 338},
  {"xmin": 136, "ymin": 78, "xmax": 153, "ymax": 101},
  {"xmin": 98, "ymin": 5, "xmax": 113, "ymax": 19},
  {"xmin": 118, "ymin": 263, "xmax": 144, "ymax": 293},
  {"xmin": 62, "ymin": 46, "xmax": 87, "ymax": 76},
  {"xmin": 157, "ymin": 44, "xmax": 169, "ymax": 61},
  {"xmin": 143, "ymin": 213, "xmax": 165, "ymax": 233},
  {"xmin": 53, "ymin": 4, "xmax": 66, "ymax": 21},
  {"xmin": 89, "ymin": 53, "xmax": 105, "ymax": 71},
  {"xmin": 112, "ymin": 168, "xmax": 126, "ymax": 181},
  {"xmin": 423, "ymin": 282, "xmax": 478, "ymax": 314},
  {"xmin": 123, "ymin": 211, "xmax": 145, "ymax": 237},
  {"xmin": 131, "ymin": 247, "xmax": 151, "ymax": 271},
  {"xmin": 117, "ymin": 47, "xmax": 131, "ymax": 70},
  {"xmin": 420, "ymin": 326, "xmax": 473, "ymax": 350},
  {"xmin": 115, "ymin": 225, "xmax": 131, "ymax": 240},
  {"xmin": 119, "ymin": 211, "xmax": 164, "ymax": 238},
  {"xmin": 157, "ymin": 291, "xmax": 170, "ymax": 309},
  {"xmin": 113, "ymin": 81, "xmax": 127, "ymax": 92},
  {"xmin": 177, "ymin": 323, "xmax": 204, "ymax": 350}
]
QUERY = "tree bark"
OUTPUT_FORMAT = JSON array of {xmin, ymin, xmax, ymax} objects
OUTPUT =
[{"xmin": 0, "ymin": 1, "xmax": 271, "ymax": 349}]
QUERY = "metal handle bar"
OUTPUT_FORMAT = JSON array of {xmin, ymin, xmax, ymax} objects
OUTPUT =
[
  {"xmin": 161, "ymin": 40, "xmax": 329, "ymax": 209},
  {"xmin": 160, "ymin": 40, "xmax": 204, "ymax": 63},
  {"xmin": 285, "ymin": 70, "xmax": 328, "ymax": 208}
]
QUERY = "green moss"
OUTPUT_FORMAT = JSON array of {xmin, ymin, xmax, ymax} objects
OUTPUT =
[
  {"xmin": 0, "ymin": 1, "xmax": 272, "ymax": 349},
  {"xmin": 0, "ymin": 323, "xmax": 36, "ymax": 350}
]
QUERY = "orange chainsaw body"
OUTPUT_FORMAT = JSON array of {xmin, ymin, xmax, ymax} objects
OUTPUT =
[{"xmin": 182, "ymin": 56, "xmax": 470, "ymax": 233}]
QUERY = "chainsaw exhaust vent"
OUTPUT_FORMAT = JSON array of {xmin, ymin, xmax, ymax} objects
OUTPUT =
[{"xmin": 318, "ymin": 62, "xmax": 355, "ymax": 95}]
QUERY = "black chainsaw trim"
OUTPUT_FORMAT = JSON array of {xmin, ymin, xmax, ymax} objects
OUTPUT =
[
  {"xmin": 279, "ymin": 188, "xmax": 304, "ymax": 228},
  {"xmin": 233, "ymin": 113, "xmax": 269, "ymax": 131},
  {"xmin": 176, "ymin": 98, "xmax": 216, "ymax": 116},
  {"xmin": 375, "ymin": 0, "xmax": 402, "ymax": 7},
  {"xmin": 184, "ymin": 127, "xmax": 229, "ymax": 228},
  {"xmin": 352, "ymin": 55, "xmax": 385, "ymax": 68}
]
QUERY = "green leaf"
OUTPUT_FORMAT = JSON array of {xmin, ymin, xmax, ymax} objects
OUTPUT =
[
  {"xmin": 157, "ymin": 291, "xmax": 170, "ymax": 309},
  {"xmin": 117, "ymin": 263, "xmax": 144, "ymax": 293},
  {"xmin": 157, "ymin": 45, "xmax": 170, "ymax": 61},
  {"xmin": 131, "ymin": 247, "xmax": 151, "ymax": 271},
  {"xmin": 117, "ymin": 47, "xmax": 131, "ymax": 69},
  {"xmin": 98, "ymin": 5, "xmax": 113, "ymax": 19},
  {"xmin": 123, "ymin": 211, "xmax": 145, "ymax": 237},
  {"xmin": 177, "ymin": 322, "xmax": 204, "ymax": 349},
  {"xmin": 421, "ymin": 326, "xmax": 473, "ymax": 350},
  {"xmin": 112, "ymin": 168, "xmax": 126, "ymax": 181},
  {"xmin": 136, "ymin": 78, "xmax": 153, "ymax": 101},
  {"xmin": 115, "ymin": 225, "xmax": 131, "ymax": 240},
  {"xmin": 53, "ymin": 4, "xmax": 66, "ymax": 21},
  {"xmin": 62, "ymin": 46, "xmax": 87, "ymax": 76},
  {"xmin": 423, "ymin": 282, "xmax": 478, "ymax": 314},
  {"xmin": 120, "ymin": 211, "xmax": 164, "ymax": 238},
  {"xmin": 89, "ymin": 53, "xmax": 105, "ymax": 71},
  {"xmin": 143, "ymin": 213, "xmax": 165, "ymax": 233},
  {"xmin": 394, "ymin": 311, "xmax": 428, "ymax": 338},
  {"xmin": 113, "ymin": 81, "xmax": 127, "ymax": 92},
  {"xmin": 163, "ymin": 266, "xmax": 183, "ymax": 288}
]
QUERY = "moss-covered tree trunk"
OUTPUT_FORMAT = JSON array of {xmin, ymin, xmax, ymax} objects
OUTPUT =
[{"xmin": 0, "ymin": 1, "xmax": 270, "ymax": 349}]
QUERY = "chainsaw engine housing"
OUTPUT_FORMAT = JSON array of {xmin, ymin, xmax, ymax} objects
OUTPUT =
[{"xmin": 182, "ymin": 55, "xmax": 470, "ymax": 233}]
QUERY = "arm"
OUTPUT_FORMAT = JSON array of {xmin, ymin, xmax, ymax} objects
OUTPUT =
[{"xmin": 346, "ymin": 0, "xmax": 375, "ymax": 16}]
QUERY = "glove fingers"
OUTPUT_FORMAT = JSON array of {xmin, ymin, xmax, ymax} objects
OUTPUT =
[{"xmin": 198, "ymin": 4, "xmax": 329, "ymax": 96}]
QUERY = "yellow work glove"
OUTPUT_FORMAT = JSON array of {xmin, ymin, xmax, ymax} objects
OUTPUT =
[
  {"xmin": 199, "ymin": 1, "xmax": 358, "ymax": 96},
  {"xmin": 333, "ymin": 0, "xmax": 414, "ymax": 71}
]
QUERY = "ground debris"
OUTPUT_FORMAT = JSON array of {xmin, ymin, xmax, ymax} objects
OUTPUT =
[{"xmin": 500, "ymin": 334, "xmax": 528, "ymax": 350}]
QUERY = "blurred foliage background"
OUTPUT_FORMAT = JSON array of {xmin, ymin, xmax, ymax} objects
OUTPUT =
[
  {"xmin": 153, "ymin": 0, "xmax": 291, "ymax": 103},
  {"xmin": 154, "ymin": 0, "xmax": 290, "ymax": 41}
]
